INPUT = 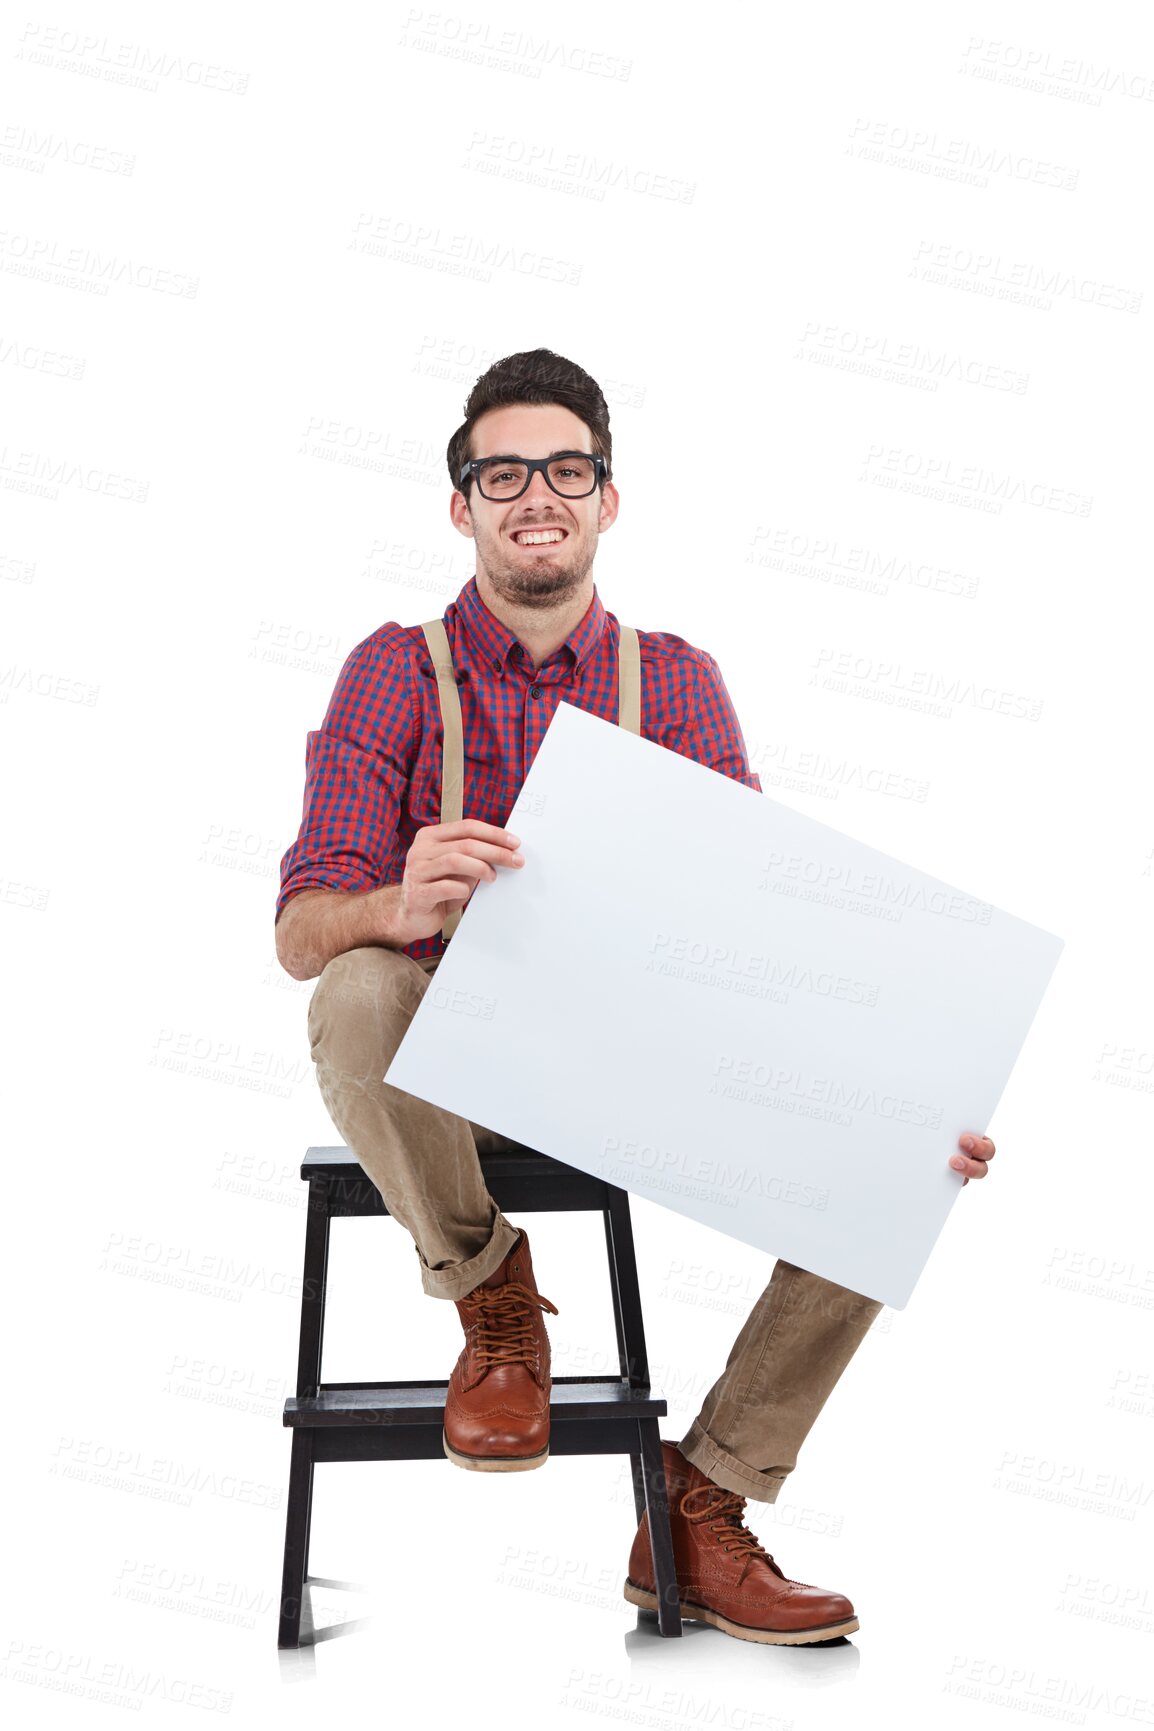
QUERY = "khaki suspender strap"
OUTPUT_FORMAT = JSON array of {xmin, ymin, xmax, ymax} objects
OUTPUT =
[
  {"xmin": 420, "ymin": 619, "xmax": 466, "ymax": 943},
  {"xmin": 418, "ymin": 617, "xmax": 641, "ymax": 947},
  {"xmin": 617, "ymin": 624, "xmax": 641, "ymax": 736}
]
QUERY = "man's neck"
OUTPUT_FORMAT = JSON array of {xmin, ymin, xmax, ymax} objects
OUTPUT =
[{"xmin": 474, "ymin": 572, "xmax": 594, "ymax": 673}]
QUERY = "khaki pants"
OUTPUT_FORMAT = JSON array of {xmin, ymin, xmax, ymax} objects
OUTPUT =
[{"xmin": 307, "ymin": 946, "xmax": 884, "ymax": 1504}]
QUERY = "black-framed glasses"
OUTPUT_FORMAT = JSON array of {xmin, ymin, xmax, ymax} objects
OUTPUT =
[{"xmin": 458, "ymin": 451, "xmax": 607, "ymax": 501}]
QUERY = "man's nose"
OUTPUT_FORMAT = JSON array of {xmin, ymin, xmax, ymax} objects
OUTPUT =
[{"xmin": 522, "ymin": 467, "xmax": 558, "ymax": 505}]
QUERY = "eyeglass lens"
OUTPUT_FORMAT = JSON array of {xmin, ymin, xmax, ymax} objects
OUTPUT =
[{"xmin": 476, "ymin": 456, "xmax": 597, "ymax": 498}]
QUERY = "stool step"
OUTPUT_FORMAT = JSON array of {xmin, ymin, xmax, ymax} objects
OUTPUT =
[{"xmin": 284, "ymin": 1377, "xmax": 666, "ymax": 1428}]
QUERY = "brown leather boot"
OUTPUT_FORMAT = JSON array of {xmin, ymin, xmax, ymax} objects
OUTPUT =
[
  {"xmin": 624, "ymin": 1440, "xmax": 859, "ymax": 1643},
  {"xmin": 442, "ymin": 1227, "xmax": 559, "ymax": 1472}
]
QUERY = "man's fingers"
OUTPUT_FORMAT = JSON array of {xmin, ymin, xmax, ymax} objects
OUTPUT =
[
  {"xmin": 428, "ymin": 881, "xmax": 471, "ymax": 907},
  {"xmin": 950, "ymin": 1132, "xmax": 994, "ymax": 1181},
  {"xmin": 418, "ymin": 840, "xmax": 521, "ymax": 875},
  {"xmin": 430, "ymin": 820, "xmax": 522, "ymax": 848},
  {"xmin": 414, "ymin": 849, "xmax": 494, "ymax": 883}
]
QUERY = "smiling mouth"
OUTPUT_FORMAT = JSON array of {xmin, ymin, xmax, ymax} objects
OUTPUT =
[{"xmin": 510, "ymin": 528, "xmax": 569, "ymax": 548}]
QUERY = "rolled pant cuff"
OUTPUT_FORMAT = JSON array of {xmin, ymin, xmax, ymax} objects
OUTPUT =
[
  {"xmin": 417, "ymin": 1212, "xmax": 520, "ymax": 1301},
  {"xmin": 677, "ymin": 1419, "xmax": 788, "ymax": 1505}
]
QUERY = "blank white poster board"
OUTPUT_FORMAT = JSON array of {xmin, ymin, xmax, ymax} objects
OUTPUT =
[{"xmin": 386, "ymin": 702, "xmax": 1064, "ymax": 1308}]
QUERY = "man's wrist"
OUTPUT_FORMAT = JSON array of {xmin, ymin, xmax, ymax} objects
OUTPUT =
[{"xmin": 374, "ymin": 882, "xmax": 408, "ymax": 947}]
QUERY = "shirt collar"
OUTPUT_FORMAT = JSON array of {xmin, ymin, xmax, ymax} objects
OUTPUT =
[{"xmin": 453, "ymin": 573, "xmax": 608, "ymax": 677}]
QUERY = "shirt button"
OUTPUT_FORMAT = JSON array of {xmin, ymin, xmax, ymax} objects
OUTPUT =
[
  {"xmin": 492, "ymin": 658, "xmax": 502, "ymax": 673},
  {"xmin": 529, "ymin": 684, "xmax": 541, "ymax": 698}
]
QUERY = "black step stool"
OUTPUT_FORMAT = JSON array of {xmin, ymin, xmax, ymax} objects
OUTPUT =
[{"xmin": 278, "ymin": 1144, "xmax": 682, "ymax": 1646}]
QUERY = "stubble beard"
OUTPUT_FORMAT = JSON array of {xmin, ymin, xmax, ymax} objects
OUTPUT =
[{"xmin": 476, "ymin": 524, "xmax": 595, "ymax": 612}]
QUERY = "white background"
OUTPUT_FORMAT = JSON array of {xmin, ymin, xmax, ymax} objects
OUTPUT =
[{"xmin": 3, "ymin": 0, "xmax": 1152, "ymax": 1725}]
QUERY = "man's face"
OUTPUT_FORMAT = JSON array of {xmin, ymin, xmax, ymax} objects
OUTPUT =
[{"xmin": 449, "ymin": 402, "xmax": 619, "ymax": 610}]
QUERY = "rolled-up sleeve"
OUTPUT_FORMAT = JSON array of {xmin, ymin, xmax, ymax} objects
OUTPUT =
[
  {"xmin": 678, "ymin": 650, "xmax": 762, "ymax": 792},
  {"xmin": 275, "ymin": 628, "xmax": 417, "ymax": 922}
]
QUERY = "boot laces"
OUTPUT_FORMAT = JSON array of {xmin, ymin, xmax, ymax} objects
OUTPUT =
[
  {"xmin": 460, "ymin": 1281, "xmax": 559, "ymax": 1370},
  {"xmin": 679, "ymin": 1484, "xmax": 774, "ymax": 1570}
]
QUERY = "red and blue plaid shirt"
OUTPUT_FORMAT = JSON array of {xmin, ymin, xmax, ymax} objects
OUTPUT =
[{"xmin": 276, "ymin": 574, "xmax": 762, "ymax": 963}]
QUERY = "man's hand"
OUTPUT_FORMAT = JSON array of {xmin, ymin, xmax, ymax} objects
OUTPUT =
[
  {"xmin": 394, "ymin": 819, "xmax": 525, "ymax": 944},
  {"xmin": 950, "ymin": 1133, "xmax": 995, "ymax": 1187}
]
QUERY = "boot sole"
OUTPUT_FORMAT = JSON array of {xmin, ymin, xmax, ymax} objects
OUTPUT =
[
  {"xmin": 623, "ymin": 1579, "xmax": 859, "ymax": 1644},
  {"xmin": 443, "ymin": 1431, "xmax": 549, "ymax": 1472}
]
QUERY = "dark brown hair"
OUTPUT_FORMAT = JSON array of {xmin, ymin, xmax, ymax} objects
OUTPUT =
[{"xmin": 446, "ymin": 348, "xmax": 613, "ymax": 497}]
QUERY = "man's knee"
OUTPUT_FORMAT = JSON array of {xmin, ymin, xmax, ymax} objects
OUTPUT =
[
  {"xmin": 308, "ymin": 946, "xmax": 426, "ymax": 1070},
  {"xmin": 774, "ymin": 1260, "xmax": 883, "ymax": 1327}
]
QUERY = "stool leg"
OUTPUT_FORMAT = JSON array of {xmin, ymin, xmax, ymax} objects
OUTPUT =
[
  {"xmin": 628, "ymin": 1450, "xmax": 646, "ymax": 1524},
  {"xmin": 279, "ymin": 1170, "xmax": 330, "ymax": 1644},
  {"xmin": 278, "ymin": 1430, "xmax": 315, "ymax": 1647},
  {"xmin": 297, "ymin": 1176, "xmax": 331, "ymax": 1398},
  {"xmin": 636, "ymin": 1420, "xmax": 682, "ymax": 1637},
  {"xmin": 604, "ymin": 1185, "xmax": 650, "ymax": 1388}
]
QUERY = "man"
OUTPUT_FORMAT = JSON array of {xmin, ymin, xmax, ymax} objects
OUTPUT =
[{"xmin": 275, "ymin": 348, "xmax": 996, "ymax": 1646}]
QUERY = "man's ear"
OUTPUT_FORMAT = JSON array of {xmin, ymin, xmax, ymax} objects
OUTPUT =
[
  {"xmin": 449, "ymin": 489, "xmax": 476, "ymax": 539},
  {"xmin": 598, "ymin": 480, "xmax": 620, "ymax": 533}
]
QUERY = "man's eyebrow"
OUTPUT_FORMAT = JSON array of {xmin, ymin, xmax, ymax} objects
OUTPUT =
[{"xmin": 475, "ymin": 449, "xmax": 592, "ymax": 461}]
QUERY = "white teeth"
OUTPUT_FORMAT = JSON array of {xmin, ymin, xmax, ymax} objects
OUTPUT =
[{"xmin": 514, "ymin": 529, "xmax": 565, "ymax": 545}]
